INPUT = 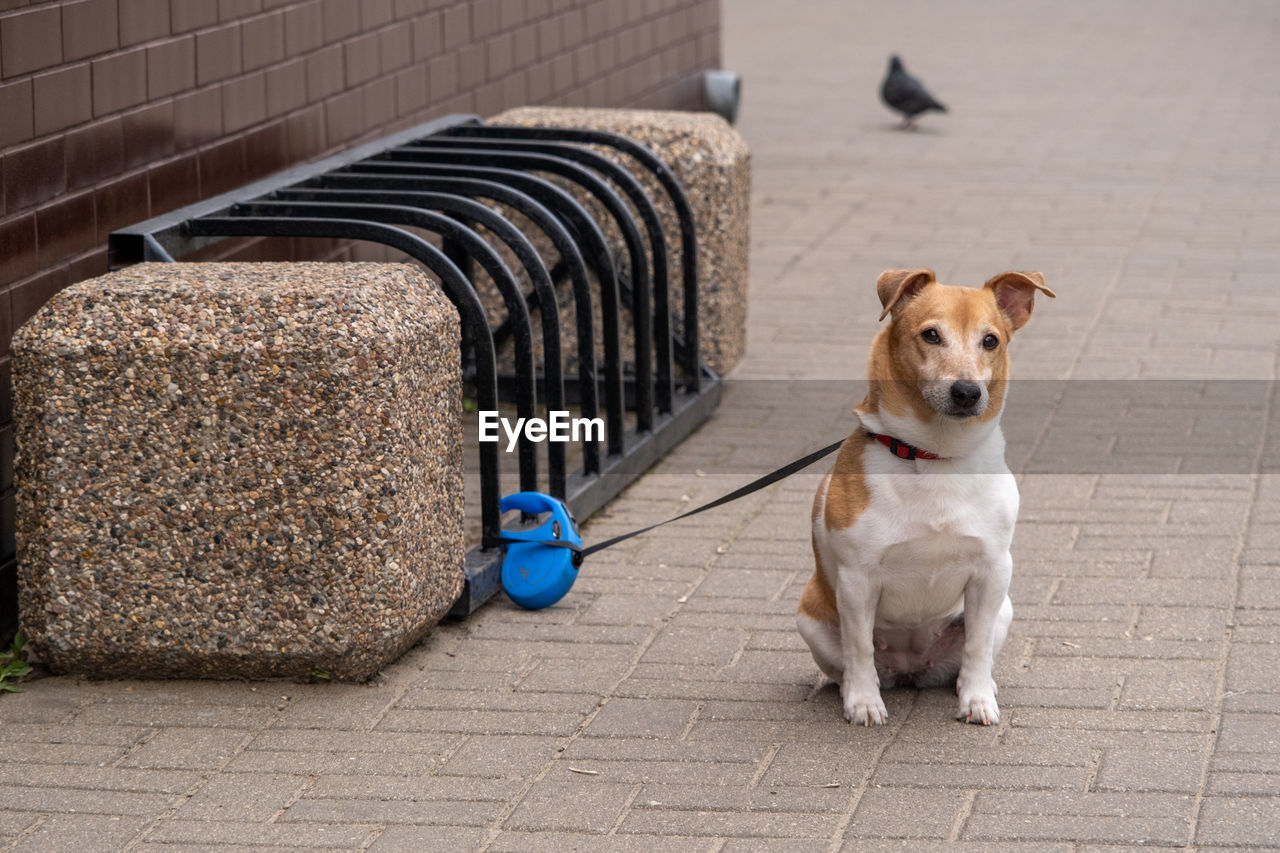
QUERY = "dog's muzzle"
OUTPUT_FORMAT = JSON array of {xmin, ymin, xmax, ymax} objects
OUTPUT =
[{"xmin": 925, "ymin": 380, "xmax": 988, "ymax": 418}]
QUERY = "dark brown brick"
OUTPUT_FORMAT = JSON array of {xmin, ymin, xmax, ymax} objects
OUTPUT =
[
  {"xmin": 428, "ymin": 53, "xmax": 458, "ymax": 102},
  {"xmin": 500, "ymin": 0, "xmax": 528, "ymax": 30},
  {"xmin": 537, "ymin": 16, "xmax": 560, "ymax": 58},
  {"xmin": 560, "ymin": 8, "xmax": 583, "ymax": 46},
  {"xmin": 265, "ymin": 57, "xmax": 307, "ymax": 115},
  {"xmin": 284, "ymin": 103, "xmax": 325, "ymax": 162},
  {"xmin": 147, "ymin": 35, "xmax": 195, "ymax": 99},
  {"xmin": 65, "ymin": 117, "xmax": 124, "ymax": 189},
  {"xmin": 0, "ymin": 6, "xmax": 62, "ymax": 77},
  {"xmin": 91, "ymin": 47, "xmax": 148, "ymax": 116},
  {"xmin": 584, "ymin": 0, "xmax": 608, "ymax": 39},
  {"xmin": 241, "ymin": 10, "xmax": 284, "ymax": 71},
  {"xmin": 512, "ymin": 23, "xmax": 536, "ymax": 68},
  {"xmin": 243, "ymin": 119, "xmax": 287, "ymax": 178},
  {"xmin": 0, "ymin": 213, "xmax": 37, "ymax": 286},
  {"xmin": 378, "ymin": 21, "xmax": 413, "ymax": 73},
  {"xmin": 147, "ymin": 153, "xmax": 200, "ymax": 215},
  {"xmin": 170, "ymin": 0, "xmax": 217, "ymax": 32},
  {"xmin": 35, "ymin": 189, "xmax": 96, "ymax": 268},
  {"xmin": 222, "ymin": 71, "xmax": 267, "ymax": 133},
  {"xmin": 196, "ymin": 23, "xmax": 243, "ymax": 85},
  {"xmin": 458, "ymin": 43, "xmax": 484, "ymax": 89},
  {"xmin": 360, "ymin": 0, "xmax": 393, "ymax": 30},
  {"xmin": 321, "ymin": 0, "xmax": 359, "ymax": 42},
  {"xmin": 68, "ymin": 245, "xmax": 109, "ymax": 283},
  {"xmin": 526, "ymin": 57, "xmax": 552, "ymax": 103},
  {"xmin": 218, "ymin": 0, "xmax": 261, "ymax": 21},
  {"xmin": 487, "ymin": 33, "xmax": 513, "ymax": 79},
  {"xmin": 395, "ymin": 64, "xmax": 427, "ymax": 116},
  {"xmin": 4, "ymin": 137, "xmax": 65, "ymax": 212},
  {"xmin": 394, "ymin": 0, "xmax": 426, "ymax": 19},
  {"xmin": 94, "ymin": 170, "xmax": 150, "ymax": 241},
  {"xmin": 197, "ymin": 135, "xmax": 246, "ymax": 196},
  {"xmin": 323, "ymin": 88, "xmax": 363, "ymax": 145},
  {"xmin": 172, "ymin": 86, "xmax": 223, "ymax": 149},
  {"xmin": 472, "ymin": 0, "xmax": 498, "ymax": 39},
  {"xmin": 32, "ymin": 63, "xmax": 92, "ymax": 136},
  {"xmin": 283, "ymin": 0, "xmax": 323, "ymax": 56},
  {"xmin": 344, "ymin": 31, "xmax": 380, "ymax": 87},
  {"xmin": 121, "ymin": 100, "xmax": 175, "ymax": 169},
  {"xmin": 0, "ymin": 80, "xmax": 33, "ymax": 149},
  {"xmin": 119, "ymin": 0, "xmax": 171, "ymax": 46},
  {"xmin": 62, "ymin": 0, "xmax": 119, "ymax": 61},
  {"xmin": 412, "ymin": 11, "xmax": 442, "ymax": 61},
  {"xmin": 360, "ymin": 76, "xmax": 395, "ymax": 131},
  {"xmin": 12, "ymin": 263, "xmax": 71, "ymax": 330},
  {"xmin": 305, "ymin": 43, "xmax": 344, "ymax": 100},
  {"xmin": 442, "ymin": 3, "xmax": 469, "ymax": 49}
]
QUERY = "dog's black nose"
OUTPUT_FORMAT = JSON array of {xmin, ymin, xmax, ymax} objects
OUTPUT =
[{"xmin": 950, "ymin": 381, "xmax": 982, "ymax": 409}]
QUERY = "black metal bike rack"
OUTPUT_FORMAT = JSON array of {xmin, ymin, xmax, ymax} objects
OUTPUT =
[{"xmin": 109, "ymin": 114, "xmax": 722, "ymax": 617}]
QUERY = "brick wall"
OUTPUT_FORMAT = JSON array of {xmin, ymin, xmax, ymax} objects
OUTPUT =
[{"xmin": 0, "ymin": 0, "xmax": 722, "ymax": 640}]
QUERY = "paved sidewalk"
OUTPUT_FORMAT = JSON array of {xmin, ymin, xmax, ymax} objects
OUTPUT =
[{"xmin": 5, "ymin": 0, "xmax": 1280, "ymax": 849}]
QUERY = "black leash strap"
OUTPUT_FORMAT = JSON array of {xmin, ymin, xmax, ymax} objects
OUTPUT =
[{"xmin": 520, "ymin": 437, "xmax": 844, "ymax": 562}]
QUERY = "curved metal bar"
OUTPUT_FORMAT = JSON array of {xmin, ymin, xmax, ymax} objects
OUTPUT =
[
  {"xmin": 375, "ymin": 145, "xmax": 656, "ymax": 434},
  {"xmin": 339, "ymin": 162, "xmax": 627, "ymax": 458},
  {"xmin": 446, "ymin": 123, "xmax": 701, "ymax": 391},
  {"xmin": 185, "ymin": 216, "xmax": 506, "ymax": 548},
  {"xmin": 295, "ymin": 176, "xmax": 601, "ymax": 475},
  {"xmin": 229, "ymin": 201, "xmax": 541, "ymax": 496},
  {"xmin": 273, "ymin": 187, "xmax": 573, "ymax": 496},
  {"xmin": 417, "ymin": 137, "xmax": 674, "ymax": 415}
]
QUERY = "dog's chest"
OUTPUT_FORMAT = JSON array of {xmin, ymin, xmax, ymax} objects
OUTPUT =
[{"xmin": 831, "ymin": 468, "xmax": 1017, "ymax": 623}]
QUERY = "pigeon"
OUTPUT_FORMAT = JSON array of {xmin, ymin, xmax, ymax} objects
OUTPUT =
[{"xmin": 880, "ymin": 55, "xmax": 947, "ymax": 130}]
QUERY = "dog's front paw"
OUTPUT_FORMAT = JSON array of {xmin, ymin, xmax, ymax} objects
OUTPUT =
[
  {"xmin": 843, "ymin": 691, "xmax": 889, "ymax": 726},
  {"xmin": 956, "ymin": 676, "xmax": 1000, "ymax": 725}
]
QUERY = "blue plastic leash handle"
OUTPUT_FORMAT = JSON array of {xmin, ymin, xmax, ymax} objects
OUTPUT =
[{"xmin": 498, "ymin": 492, "xmax": 583, "ymax": 610}]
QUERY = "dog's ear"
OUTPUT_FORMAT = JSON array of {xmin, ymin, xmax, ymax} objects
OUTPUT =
[
  {"xmin": 983, "ymin": 271, "xmax": 1055, "ymax": 330},
  {"xmin": 877, "ymin": 269, "xmax": 937, "ymax": 321}
]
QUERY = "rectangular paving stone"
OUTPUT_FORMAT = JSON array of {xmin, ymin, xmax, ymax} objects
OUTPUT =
[
  {"xmin": 172, "ymin": 772, "xmax": 305, "ymax": 822},
  {"xmin": 1195, "ymin": 795, "xmax": 1280, "ymax": 847},
  {"xmin": 505, "ymin": 771, "xmax": 636, "ymax": 834},
  {"xmin": 120, "ymin": 728, "xmax": 252, "ymax": 770},
  {"xmin": 146, "ymin": 819, "xmax": 377, "ymax": 847},
  {"xmin": 437, "ymin": 734, "xmax": 561, "ymax": 779},
  {"xmin": 7, "ymin": 812, "xmax": 151, "ymax": 852},
  {"xmin": 582, "ymin": 698, "xmax": 700, "ymax": 739},
  {"xmin": 847, "ymin": 787, "xmax": 971, "ymax": 839},
  {"xmin": 368, "ymin": 826, "xmax": 490, "ymax": 852},
  {"xmin": 488, "ymin": 831, "xmax": 710, "ymax": 852},
  {"xmin": 0, "ymin": 784, "xmax": 174, "ymax": 817},
  {"xmin": 280, "ymin": 796, "xmax": 500, "ymax": 826},
  {"xmin": 619, "ymin": 807, "xmax": 843, "ymax": 839}
]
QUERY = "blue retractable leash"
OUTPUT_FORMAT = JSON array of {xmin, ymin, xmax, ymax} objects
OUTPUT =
[{"xmin": 496, "ymin": 437, "xmax": 846, "ymax": 609}]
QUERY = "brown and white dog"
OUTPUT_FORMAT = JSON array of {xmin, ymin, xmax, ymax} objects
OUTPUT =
[{"xmin": 797, "ymin": 269, "xmax": 1054, "ymax": 726}]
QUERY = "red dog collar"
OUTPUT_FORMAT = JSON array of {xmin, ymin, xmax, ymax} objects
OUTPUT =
[{"xmin": 867, "ymin": 432, "xmax": 942, "ymax": 461}]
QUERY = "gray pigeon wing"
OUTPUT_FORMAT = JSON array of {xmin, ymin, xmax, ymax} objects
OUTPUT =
[{"xmin": 882, "ymin": 70, "xmax": 945, "ymax": 116}]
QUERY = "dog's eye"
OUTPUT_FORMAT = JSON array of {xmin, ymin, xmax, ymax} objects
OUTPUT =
[
  {"xmin": 982, "ymin": 334, "xmax": 999, "ymax": 350},
  {"xmin": 921, "ymin": 329, "xmax": 941, "ymax": 345}
]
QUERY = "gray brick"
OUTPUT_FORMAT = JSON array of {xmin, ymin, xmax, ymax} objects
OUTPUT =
[
  {"xmin": 120, "ymin": 728, "xmax": 252, "ymax": 770},
  {"xmin": 146, "ymin": 819, "xmax": 377, "ymax": 847},
  {"xmin": 6, "ymin": 812, "xmax": 151, "ymax": 852},
  {"xmin": 1196, "ymin": 795, "xmax": 1280, "ymax": 846},
  {"xmin": 618, "ymin": 807, "xmax": 843, "ymax": 839},
  {"xmin": 846, "ymin": 787, "xmax": 970, "ymax": 838},
  {"xmin": 505, "ymin": 771, "xmax": 635, "ymax": 833},
  {"xmin": 582, "ymin": 698, "xmax": 699, "ymax": 739},
  {"xmin": 489, "ymin": 831, "xmax": 709, "ymax": 852},
  {"xmin": 172, "ymin": 772, "xmax": 304, "ymax": 822}
]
